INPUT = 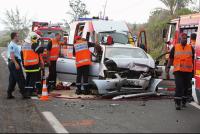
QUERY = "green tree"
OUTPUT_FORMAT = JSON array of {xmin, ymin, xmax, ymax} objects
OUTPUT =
[
  {"xmin": 145, "ymin": 0, "xmax": 196, "ymax": 59},
  {"xmin": 1, "ymin": 7, "xmax": 31, "ymax": 40},
  {"xmin": 67, "ymin": 0, "xmax": 90, "ymax": 23},
  {"xmin": 160, "ymin": 0, "xmax": 194, "ymax": 16}
]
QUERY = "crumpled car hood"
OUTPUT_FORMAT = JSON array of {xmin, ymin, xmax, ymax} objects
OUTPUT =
[{"xmin": 110, "ymin": 58, "xmax": 155, "ymax": 72}]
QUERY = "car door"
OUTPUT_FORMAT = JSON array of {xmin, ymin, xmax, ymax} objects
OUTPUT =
[
  {"xmin": 56, "ymin": 45, "xmax": 77, "ymax": 83},
  {"xmin": 56, "ymin": 46, "xmax": 100, "ymax": 83},
  {"xmin": 155, "ymin": 53, "xmax": 175, "ymax": 89}
]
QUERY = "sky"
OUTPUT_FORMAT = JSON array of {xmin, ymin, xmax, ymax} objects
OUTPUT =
[{"xmin": 0, "ymin": 0, "xmax": 168, "ymax": 31}]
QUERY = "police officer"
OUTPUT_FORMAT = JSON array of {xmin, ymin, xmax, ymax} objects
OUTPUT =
[
  {"xmin": 47, "ymin": 33, "xmax": 61, "ymax": 91},
  {"xmin": 7, "ymin": 32, "xmax": 29, "ymax": 99},
  {"xmin": 166, "ymin": 33, "xmax": 194, "ymax": 110},
  {"xmin": 21, "ymin": 32, "xmax": 44, "ymax": 96}
]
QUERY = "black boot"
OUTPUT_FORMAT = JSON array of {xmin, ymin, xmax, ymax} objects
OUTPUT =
[
  {"xmin": 175, "ymin": 99, "xmax": 181, "ymax": 110},
  {"xmin": 75, "ymin": 84, "xmax": 82, "ymax": 95},
  {"xmin": 83, "ymin": 84, "xmax": 91, "ymax": 95},
  {"xmin": 182, "ymin": 97, "xmax": 187, "ymax": 108},
  {"xmin": 7, "ymin": 93, "xmax": 15, "ymax": 99},
  {"xmin": 75, "ymin": 89, "xmax": 82, "ymax": 95}
]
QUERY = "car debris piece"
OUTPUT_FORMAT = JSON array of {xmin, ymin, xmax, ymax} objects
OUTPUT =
[
  {"xmin": 56, "ymin": 82, "xmax": 71, "ymax": 90},
  {"xmin": 112, "ymin": 92, "xmax": 157, "ymax": 100}
]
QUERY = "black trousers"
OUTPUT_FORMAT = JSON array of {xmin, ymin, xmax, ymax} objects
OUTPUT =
[
  {"xmin": 174, "ymin": 71, "xmax": 193, "ymax": 100},
  {"xmin": 76, "ymin": 65, "xmax": 90, "ymax": 91},
  {"xmin": 7, "ymin": 61, "xmax": 25, "ymax": 95},
  {"xmin": 25, "ymin": 71, "xmax": 41, "ymax": 94},
  {"xmin": 48, "ymin": 61, "xmax": 57, "ymax": 86}
]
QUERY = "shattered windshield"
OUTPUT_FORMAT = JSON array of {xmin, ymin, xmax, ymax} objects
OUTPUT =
[
  {"xmin": 98, "ymin": 32, "xmax": 129, "ymax": 44},
  {"xmin": 105, "ymin": 47, "xmax": 148, "ymax": 59}
]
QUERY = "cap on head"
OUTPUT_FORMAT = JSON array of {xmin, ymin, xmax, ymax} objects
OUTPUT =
[{"xmin": 180, "ymin": 33, "xmax": 187, "ymax": 38}]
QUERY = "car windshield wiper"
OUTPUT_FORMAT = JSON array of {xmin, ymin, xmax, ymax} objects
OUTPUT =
[{"xmin": 99, "ymin": 30, "xmax": 116, "ymax": 33}]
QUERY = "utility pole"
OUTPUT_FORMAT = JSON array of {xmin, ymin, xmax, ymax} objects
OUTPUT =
[{"xmin": 103, "ymin": 0, "xmax": 108, "ymax": 19}]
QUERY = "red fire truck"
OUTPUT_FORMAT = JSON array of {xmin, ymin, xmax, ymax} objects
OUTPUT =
[
  {"xmin": 164, "ymin": 13, "xmax": 200, "ymax": 104},
  {"xmin": 32, "ymin": 22, "xmax": 65, "ymax": 64}
]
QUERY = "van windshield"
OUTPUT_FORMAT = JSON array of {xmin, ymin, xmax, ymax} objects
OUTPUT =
[{"xmin": 98, "ymin": 32, "xmax": 129, "ymax": 44}]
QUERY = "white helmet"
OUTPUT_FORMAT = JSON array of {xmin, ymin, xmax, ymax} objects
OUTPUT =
[{"xmin": 24, "ymin": 32, "xmax": 41, "ymax": 44}]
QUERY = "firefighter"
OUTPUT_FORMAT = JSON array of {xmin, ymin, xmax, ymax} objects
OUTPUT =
[
  {"xmin": 47, "ymin": 33, "xmax": 61, "ymax": 91},
  {"xmin": 73, "ymin": 36, "xmax": 93, "ymax": 95},
  {"xmin": 22, "ymin": 32, "xmax": 44, "ymax": 96},
  {"xmin": 187, "ymin": 33, "xmax": 197, "ymax": 102},
  {"xmin": 190, "ymin": 33, "xmax": 197, "ymax": 48},
  {"xmin": 166, "ymin": 33, "xmax": 195, "ymax": 110},
  {"xmin": 7, "ymin": 32, "xmax": 29, "ymax": 99}
]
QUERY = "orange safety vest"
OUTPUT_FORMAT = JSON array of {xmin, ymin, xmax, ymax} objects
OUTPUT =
[
  {"xmin": 173, "ymin": 44, "xmax": 193, "ymax": 72},
  {"xmin": 49, "ymin": 39, "xmax": 60, "ymax": 61},
  {"xmin": 74, "ymin": 40, "xmax": 91, "ymax": 68},
  {"xmin": 67, "ymin": 46, "xmax": 73, "ymax": 58},
  {"xmin": 22, "ymin": 43, "xmax": 39, "ymax": 67}
]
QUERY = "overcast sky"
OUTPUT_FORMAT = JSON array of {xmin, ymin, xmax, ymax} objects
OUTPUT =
[{"xmin": 0, "ymin": 0, "xmax": 173, "ymax": 31}]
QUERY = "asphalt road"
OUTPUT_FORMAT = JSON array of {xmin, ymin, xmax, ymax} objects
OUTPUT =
[
  {"xmin": 1, "ymin": 47, "xmax": 200, "ymax": 133},
  {"xmin": 0, "ymin": 47, "xmax": 54, "ymax": 133}
]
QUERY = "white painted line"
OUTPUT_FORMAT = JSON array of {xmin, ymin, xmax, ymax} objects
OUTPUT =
[
  {"xmin": 190, "ymin": 102, "xmax": 200, "ymax": 110},
  {"xmin": 1, "ymin": 51, "xmax": 8, "ymax": 65},
  {"xmin": 42, "ymin": 111, "xmax": 69, "ymax": 134}
]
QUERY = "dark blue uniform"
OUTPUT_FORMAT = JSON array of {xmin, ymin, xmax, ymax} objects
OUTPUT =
[{"xmin": 7, "ymin": 41, "xmax": 27, "ymax": 99}]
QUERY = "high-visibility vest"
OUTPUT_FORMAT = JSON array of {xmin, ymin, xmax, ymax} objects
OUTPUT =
[
  {"xmin": 49, "ymin": 39, "xmax": 60, "ymax": 61},
  {"xmin": 22, "ymin": 43, "xmax": 39, "ymax": 66},
  {"xmin": 74, "ymin": 40, "xmax": 91, "ymax": 68},
  {"xmin": 22, "ymin": 43, "xmax": 40, "ymax": 73},
  {"xmin": 173, "ymin": 44, "xmax": 193, "ymax": 72},
  {"xmin": 67, "ymin": 46, "xmax": 73, "ymax": 58}
]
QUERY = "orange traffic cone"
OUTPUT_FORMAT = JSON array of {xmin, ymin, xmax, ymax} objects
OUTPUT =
[{"xmin": 40, "ymin": 79, "xmax": 49, "ymax": 101}]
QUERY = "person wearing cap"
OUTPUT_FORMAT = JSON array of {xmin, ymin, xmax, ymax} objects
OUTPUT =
[
  {"xmin": 21, "ymin": 32, "xmax": 44, "ymax": 96},
  {"xmin": 166, "ymin": 33, "xmax": 195, "ymax": 110}
]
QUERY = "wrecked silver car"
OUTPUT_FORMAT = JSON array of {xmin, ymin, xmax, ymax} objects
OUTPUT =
[{"xmin": 57, "ymin": 44, "xmax": 161, "ymax": 95}]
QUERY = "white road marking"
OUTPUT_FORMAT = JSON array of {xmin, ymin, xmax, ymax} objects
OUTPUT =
[
  {"xmin": 42, "ymin": 111, "xmax": 69, "ymax": 134},
  {"xmin": 1, "ymin": 51, "xmax": 8, "ymax": 65},
  {"xmin": 190, "ymin": 102, "xmax": 200, "ymax": 110}
]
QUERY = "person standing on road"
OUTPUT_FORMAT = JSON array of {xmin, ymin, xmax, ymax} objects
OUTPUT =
[
  {"xmin": 190, "ymin": 33, "xmax": 197, "ymax": 48},
  {"xmin": 47, "ymin": 33, "xmax": 61, "ymax": 91},
  {"xmin": 166, "ymin": 33, "xmax": 194, "ymax": 110},
  {"xmin": 7, "ymin": 32, "xmax": 29, "ymax": 99},
  {"xmin": 21, "ymin": 32, "xmax": 44, "ymax": 97},
  {"xmin": 74, "ymin": 35, "xmax": 96, "ymax": 95}
]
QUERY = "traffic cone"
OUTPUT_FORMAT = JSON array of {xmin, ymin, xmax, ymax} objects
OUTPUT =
[{"xmin": 40, "ymin": 78, "xmax": 49, "ymax": 101}]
